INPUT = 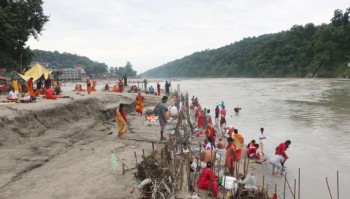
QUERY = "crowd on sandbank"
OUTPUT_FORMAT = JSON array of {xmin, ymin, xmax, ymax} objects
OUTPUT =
[{"xmin": 5, "ymin": 76, "xmax": 66, "ymax": 103}]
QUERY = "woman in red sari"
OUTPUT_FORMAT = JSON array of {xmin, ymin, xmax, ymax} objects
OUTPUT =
[
  {"xmin": 197, "ymin": 109, "xmax": 205, "ymax": 128},
  {"xmin": 225, "ymin": 137, "xmax": 236, "ymax": 176},
  {"xmin": 197, "ymin": 161, "xmax": 219, "ymax": 197}
]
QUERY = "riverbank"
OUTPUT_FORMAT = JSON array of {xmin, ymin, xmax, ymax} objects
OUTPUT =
[
  {"xmin": 0, "ymin": 89, "xmax": 291, "ymax": 198},
  {"xmin": 0, "ymin": 90, "xmax": 171, "ymax": 198}
]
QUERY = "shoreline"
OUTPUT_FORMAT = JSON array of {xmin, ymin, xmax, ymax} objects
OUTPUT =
[{"xmin": 0, "ymin": 89, "xmax": 291, "ymax": 198}]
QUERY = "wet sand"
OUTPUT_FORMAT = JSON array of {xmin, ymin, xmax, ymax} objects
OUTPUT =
[{"xmin": 0, "ymin": 89, "xmax": 291, "ymax": 199}]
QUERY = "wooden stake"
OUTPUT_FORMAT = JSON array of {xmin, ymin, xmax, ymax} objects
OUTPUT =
[
  {"xmin": 262, "ymin": 175, "xmax": 265, "ymax": 191},
  {"xmin": 152, "ymin": 142, "xmax": 155, "ymax": 151},
  {"xmin": 294, "ymin": 179, "xmax": 296, "ymax": 199},
  {"xmin": 134, "ymin": 151, "xmax": 137, "ymax": 165},
  {"xmin": 337, "ymin": 170, "xmax": 339, "ymax": 199},
  {"xmin": 326, "ymin": 177, "xmax": 333, "ymax": 199},
  {"xmin": 298, "ymin": 168, "xmax": 300, "ymax": 199},
  {"xmin": 122, "ymin": 164, "xmax": 125, "ymax": 175},
  {"xmin": 284, "ymin": 173, "xmax": 286, "ymax": 199},
  {"xmin": 142, "ymin": 149, "xmax": 145, "ymax": 159}
]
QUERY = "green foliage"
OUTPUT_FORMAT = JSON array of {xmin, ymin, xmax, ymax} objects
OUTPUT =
[
  {"xmin": 0, "ymin": 0, "xmax": 49, "ymax": 70},
  {"xmin": 32, "ymin": 50, "xmax": 108, "ymax": 75},
  {"xmin": 142, "ymin": 7, "xmax": 350, "ymax": 78},
  {"xmin": 114, "ymin": 61, "xmax": 137, "ymax": 78}
]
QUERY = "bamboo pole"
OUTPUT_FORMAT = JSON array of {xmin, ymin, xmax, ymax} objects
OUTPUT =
[
  {"xmin": 326, "ymin": 177, "xmax": 333, "ymax": 199},
  {"xmin": 262, "ymin": 175, "xmax": 265, "ymax": 191},
  {"xmin": 286, "ymin": 178, "xmax": 295, "ymax": 198},
  {"xmin": 134, "ymin": 151, "xmax": 137, "ymax": 165},
  {"xmin": 284, "ymin": 173, "xmax": 286, "ymax": 199},
  {"xmin": 298, "ymin": 168, "xmax": 300, "ymax": 199},
  {"xmin": 337, "ymin": 170, "xmax": 339, "ymax": 199},
  {"xmin": 294, "ymin": 179, "xmax": 296, "ymax": 199}
]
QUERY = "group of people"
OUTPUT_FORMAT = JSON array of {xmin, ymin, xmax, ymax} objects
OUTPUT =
[
  {"xmin": 7, "ymin": 76, "xmax": 63, "ymax": 102},
  {"xmin": 190, "ymin": 97, "xmax": 292, "ymax": 197}
]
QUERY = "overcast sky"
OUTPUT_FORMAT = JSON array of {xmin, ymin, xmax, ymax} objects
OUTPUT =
[{"xmin": 27, "ymin": 0, "xmax": 349, "ymax": 74}]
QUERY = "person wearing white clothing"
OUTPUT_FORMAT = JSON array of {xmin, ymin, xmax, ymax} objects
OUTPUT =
[
  {"xmin": 258, "ymin": 127, "xmax": 267, "ymax": 154},
  {"xmin": 268, "ymin": 155, "xmax": 284, "ymax": 176}
]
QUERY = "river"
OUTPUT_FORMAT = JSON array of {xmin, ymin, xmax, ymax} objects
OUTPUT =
[
  {"xmin": 63, "ymin": 78, "xmax": 350, "ymax": 198},
  {"xmin": 169, "ymin": 78, "xmax": 350, "ymax": 199}
]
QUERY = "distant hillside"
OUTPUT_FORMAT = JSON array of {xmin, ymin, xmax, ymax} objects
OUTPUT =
[
  {"xmin": 142, "ymin": 8, "xmax": 350, "ymax": 78},
  {"xmin": 32, "ymin": 50, "xmax": 108, "ymax": 75}
]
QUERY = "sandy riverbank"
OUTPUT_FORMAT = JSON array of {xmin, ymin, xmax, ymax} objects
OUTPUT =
[{"xmin": 0, "ymin": 89, "xmax": 292, "ymax": 199}]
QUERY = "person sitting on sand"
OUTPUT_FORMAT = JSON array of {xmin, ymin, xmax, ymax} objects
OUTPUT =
[
  {"xmin": 74, "ymin": 84, "xmax": 79, "ymax": 91},
  {"xmin": 112, "ymin": 85, "xmax": 119, "ymax": 92},
  {"xmin": 104, "ymin": 84, "xmax": 109, "ymax": 92},
  {"xmin": 19, "ymin": 91, "xmax": 33, "ymax": 102},
  {"xmin": 45, "ymin": 86, "xmax": 57, "ymax": 100},
  {"xmin": 246, "ymin": 144, "xmax": 263, "ymax": 162},
  {"xmin": 135, "ymin": 92, "xmax": 146, "ymax": 116},
  {"xmin": 7, "ymin": 87, "xmax": 19, "ymax": 101},
  {"xmin": 197, "ymin": 161, "xmax": 219, "ymax": 198},
  {"xmin": 169, "ymin": 104, "xmax": 178, "ymax": 119},
  {"xmin": 149, "ymin": 86, "xmax": 155, "ymax": 94}
]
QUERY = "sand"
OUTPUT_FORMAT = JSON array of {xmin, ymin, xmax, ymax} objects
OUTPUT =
[{"xmin": 0, "ymin": 89, "xmax": 292, "ymax": 199}]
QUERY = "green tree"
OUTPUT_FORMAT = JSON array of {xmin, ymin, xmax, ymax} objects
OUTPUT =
[{"xmin": 0, "ymin": 0, "xmax": 49, "ymax": 70}]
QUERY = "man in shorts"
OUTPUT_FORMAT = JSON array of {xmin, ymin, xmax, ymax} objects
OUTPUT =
[{"xmin": 157, "ymin": 96, "xmax": 168, "ymax": 141}]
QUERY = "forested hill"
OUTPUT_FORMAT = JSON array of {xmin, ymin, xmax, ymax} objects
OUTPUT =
[
  {"xmin": 142, "ymin": 8, "xmax": 350, "ymax": 78},
  {"xmin": 32, "ymin": 50, "xmax": 108, "ymax": 75}
]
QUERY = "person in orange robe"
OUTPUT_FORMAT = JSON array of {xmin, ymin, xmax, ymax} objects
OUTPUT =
[
  {"xmin": 225, "ymin": 137, "xmax": 237, "ymax": 176},
  {"xmin": 26, "ymin": 77, "xmax": 36, "ymax": 97},
  {"xmin": 86, "ymin": 78, "xmax": 92, "ymax": 94},
  {"xmin": 112, "ymin": 85, "xmax": 119, "ymax": 92},
  {"xmin": 135, "ymin": 92, "xmax": 146, "ymax": 115},
  {"xmin": 45, "ymin": 87, "xmax": 57, "ymax": 100},
  {"xmin": 205, "ymin": 124, "xmax": 216, "ymax": 146},
  {"xmin": 116, "ymin": 104, "xmax": 129, "ymax": 138},
  {"xmin": 91, "ymin": 79, "xmax": 97, "ymax": 91},
  {"xmin": 197, "ymin": 109, "xmax": 205, "ymax": 128},
  {"xmin": 18, "ymin": 82, "xmax": 22, "ymax": 94},
  {"xmin": 233, "ymin": 129, "xmax": 244, "ymax": 160}
]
